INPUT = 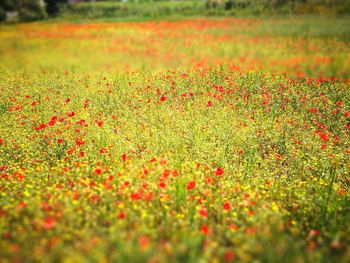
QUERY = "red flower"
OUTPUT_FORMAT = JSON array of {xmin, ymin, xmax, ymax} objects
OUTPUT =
[
  {"xmin": 118, "ymin": 211, "xmax": 126, "ymax": 220},
  {"xmin": 336, "ymin": 101, "xmax": 343, "ymax": 106},
  {"xmin": 215, "ymin": 166, "xmax": 224, "ymax": 176},
  {"xmin": 320, "ymin": 144, "xmax": 327, "ymax": 150},
  {"xmin": 222, "ymin": 202, "xmax": 230, "ymax": 210},
  {"xmin": 121, "ymin": 153, "xmax": 127, "ymax": 162},
  {"xmin": 99, "ymin": 148, "xmax": 107, "ymax": 154},
  {"xmin": 199, "ymin": 207, "xmax": 208, "ymax": 218},
  {"xmin": 275, "ymin": 154, "xmax": 282, "ymax": 161},
  {"xmin": 308, "ymin": 108, "xmax": 318, "ymax": 113},
  {"xmin": 207, "ymin": 101, "xmax": 213, "ymax": 107},
  {"xmin": 162, "ymin": 169, "xmax": 171, "ymax": 178},
  {"xmin": 130, "ymin": 192, "xmax": 142, "ymax": 201},
  {"xmin": 224, "ymin": 250, "xmax": 235, "ymax": 262},
  {"xmin": 186, "ymin": 181, "xmax": 196, "ymax": 190},
  {"xmin": 138, "ymin": 236, "xmax": 149, "ymax": 249},
  {"xmin": 67, "ymin": 147, "xmax": 76, "ymax": 155},
  {"xmin": 57, "ymin": 138, "xmax": 63, "ymax": 144},
  {"xmin": 319, "ymin": 133, "xmax": 328, "ymax": 141},
  {"xmin": 43, "ymin": 217, "xmax": 55, "ymax": 230},
  {"xmin": 158, "ymin": 182, "xmax": 166, "ymax": 189},
  {"xmin": 48, "ymin": 116, "xmax": 57, "ymax": 126},
  {"xmin": 66, "ymin": 111, "xmax": 75, "ymax": 117},
  {"xmin": 75, "ymin": 138, "xmax": 85, "ymax": 146},
  {"xmin": 34, "ymin": 123, "xmax": 47, "ymax": 131},
  {"xmin": 160, "ymin": 96, "xmax": 167, "ymax": 102},
  {"xmin": 201, "ymin": 224, "xmax": 209, "ymax": 235},
  {"xmin": 94, "ymin": 168, "xmax": 102, "ymax": 175}
]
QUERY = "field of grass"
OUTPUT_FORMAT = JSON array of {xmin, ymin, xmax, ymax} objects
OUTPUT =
[{"xmin": 0, "ymin": 16, "xmax": 350, "ymax": 262}]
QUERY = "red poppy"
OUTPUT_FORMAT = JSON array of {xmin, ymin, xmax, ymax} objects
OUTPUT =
[
  {"xmin": 66, "ymin": 111, "xmax": 75, "ymax": 117},
  {"xmin": 130, "ymin": 192, "xmax": 142, "ymax": 201},
  {"xmin": 199, "ymin": 207, "xmax": 208, "ymax": 218},
  {"xmin": 138, "ymin": 236, "xmax": 149, "ymax": 249},
  {"xmin": 43, "ymin": 217, "xmax": 55, "ymax": 230},
  {"xmin": 222, "ymin": 202, "xmax": 230, "ymax": 210},
  {"xmin": 201, "ymin": 224, "xmax": 209, "ymax": 235},
  {"xmin": 118, "ymin": 211, "xmax": 126, "ymax": 219},
  {"xmin": 308, "ymin": 108, "xmax": 318, "ymax": 113},
  {"xmin": 186, "ymin": 181, "xmax": 196, "ymax": 190},
  {"xmin": 224, "ymin": 250, "xmax": 235, "ymax": 262},
  {"xmin": 215, "ymin": 166, "xmax": 224, "ymax": 176},
  {"xmin": 94, "ymin": 168, "xmax": 102, "ymax": 175},
  {"xmin": 75, "ymin": 138, "xmax": 85, "ymax": 146},
  {"xmin": 319, "ymin": 133, "xmax": 328, "ymax": 141},
  {"xmin": 158, "ymin": 182, "xmax": 166, "ymax": 189},
  {"xmin": 99, "ymin": 148, "xmax": 107, "ymax": 154},
  {"xmin": 34, "ymin": 123, "xmax": 47, "ymax": 131},
  {"xmin": 162, "ymin": 169, "xmax": 171, "ymax": 177}
]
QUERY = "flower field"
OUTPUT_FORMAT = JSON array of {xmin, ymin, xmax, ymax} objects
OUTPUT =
[{"xmin": 0, "ymin": 17, "xmax": 350, "ymax": 262}]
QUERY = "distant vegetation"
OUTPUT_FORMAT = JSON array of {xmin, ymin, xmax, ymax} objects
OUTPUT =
[{"xmin": 0, "ymin": 0, "xmax": 350, "ymax": 22}]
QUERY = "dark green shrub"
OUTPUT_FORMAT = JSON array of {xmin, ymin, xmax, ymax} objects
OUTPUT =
[
  {"xmin": 45, "ymin": 0, "xmax": 67, "ymax": 16},
  {"xmin": 0, "ymin": 0, "xmax": 21, "ymax": 11},
  {"xmin": 18, "ymin": 0, "xmax": 45, "ymax": 22},
  {"xmin": 225, "ymin": 0, "xmax": 234, "ymax": 10},
  {"xmin": 0, "ymin": 6, "xmax": 6, "ymax": 21}
]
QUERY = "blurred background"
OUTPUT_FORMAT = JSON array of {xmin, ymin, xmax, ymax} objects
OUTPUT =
[{"xmin": 1, "ymin": 0, "xmax": 350, "ymax": 23}]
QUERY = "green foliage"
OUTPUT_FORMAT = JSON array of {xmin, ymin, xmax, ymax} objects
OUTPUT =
[
  {"xmin": 45, "ymin": 0, "xmax": 67, "ymax": 15},
  {"xmin": 56, "ymin": 0, "xmax": 350, "ymax": 21},
  {"xmin": 0, "ymin": 0, "xmax": 46, "ymax": 22},
  {"xmin": 0, "ymin": 6, "xmax": 6, "ymax": 21},
  {"xmin": 61, "ymin": 1, "xmax": 205, "ymax": 20},
  {"xmin": 220, "ymin": 0, "xmax": 350, "ymax": 15},
  {"xmin": 0, "ymin": 0, "xmax": 21, "ymax": 11},
  {"xmin": 18, "ymin": 0, "xmax": 45, "ymax": 22}
]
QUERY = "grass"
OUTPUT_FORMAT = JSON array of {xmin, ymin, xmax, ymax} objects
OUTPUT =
[{"xmin": 0, "ymin": 16, "xmax": 350, "ymax": 262}]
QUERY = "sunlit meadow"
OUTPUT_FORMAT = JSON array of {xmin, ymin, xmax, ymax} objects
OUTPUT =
[{"xmin": 0, "ymin": 16, "xmax": 350, "ymax": 262}]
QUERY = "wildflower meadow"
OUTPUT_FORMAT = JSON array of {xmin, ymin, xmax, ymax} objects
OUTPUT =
[{"xmin": 0, "ymin": 16, "xmax": 350, "ymax": 262}]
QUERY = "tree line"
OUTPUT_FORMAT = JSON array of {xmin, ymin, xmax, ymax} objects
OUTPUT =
[{"xmin": 1, "ymin": 0, "xmax": 349, "ymax": 22}]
